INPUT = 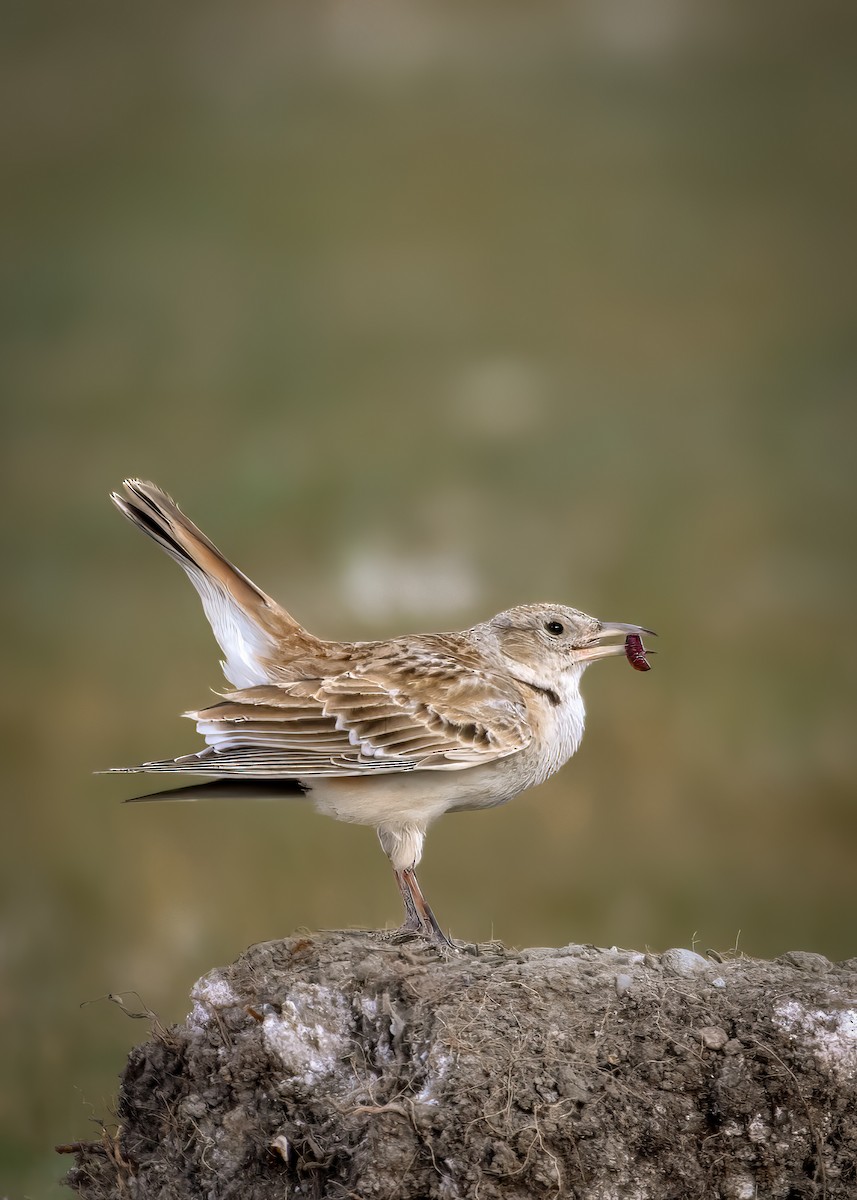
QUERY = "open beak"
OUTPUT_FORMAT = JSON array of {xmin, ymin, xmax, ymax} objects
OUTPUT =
[{"xmin": 574, "ymin": 621, "xmax": 657, "ymax": 664}]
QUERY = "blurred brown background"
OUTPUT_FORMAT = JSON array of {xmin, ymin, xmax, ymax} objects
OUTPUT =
[{"xmin": 2, "ymin": 2, "xmax": 856, "ymax": 1194}]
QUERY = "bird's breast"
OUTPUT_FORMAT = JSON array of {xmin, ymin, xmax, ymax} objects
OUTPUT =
[{"xmin": 526, "ymin": 677, "xmax": 587, "ymax": 787}]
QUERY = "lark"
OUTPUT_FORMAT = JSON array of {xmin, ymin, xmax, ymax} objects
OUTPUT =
[{"xmin": 110, "ymin": 480, "xmax": 654, "ymax": 945}]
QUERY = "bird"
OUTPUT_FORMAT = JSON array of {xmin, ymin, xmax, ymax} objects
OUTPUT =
[{"xmin": 109, "ymin": 479, "xmax": 654, "ymax": 946}]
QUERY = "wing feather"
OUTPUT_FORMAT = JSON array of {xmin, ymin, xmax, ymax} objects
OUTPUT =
[{"xmin": 119, "ymin": 659, "xmax": 533, "ymax": 779}]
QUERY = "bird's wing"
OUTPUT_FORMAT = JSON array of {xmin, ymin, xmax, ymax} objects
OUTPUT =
[{"xmin": 120, "ymin": 666, "xmax": 532, "ymax": 778}]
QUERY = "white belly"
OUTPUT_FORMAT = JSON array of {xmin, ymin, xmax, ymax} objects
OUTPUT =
[{"xmin": 305, "ymin": 763, "xmax": 514, "ymax": 828}]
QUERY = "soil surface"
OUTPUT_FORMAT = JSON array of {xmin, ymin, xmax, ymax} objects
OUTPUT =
[{"xmin": 63, "ymin": 932, "xmax": 857, "ymax": 1199}]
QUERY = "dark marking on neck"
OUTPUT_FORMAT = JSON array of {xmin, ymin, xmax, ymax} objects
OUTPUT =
[{"xmin": 521, "ymin": 680, "xmax": 561, "ymax": 707}]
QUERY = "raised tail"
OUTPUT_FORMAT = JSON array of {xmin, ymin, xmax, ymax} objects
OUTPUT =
[{"xmin": 112, "ymin": 479, "xmax": 320, "ymax": 687}]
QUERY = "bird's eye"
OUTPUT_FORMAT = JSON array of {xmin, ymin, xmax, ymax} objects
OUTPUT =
[{"xmin": 545, "ymin": 620, "xmax": 564, "ymax": 636}]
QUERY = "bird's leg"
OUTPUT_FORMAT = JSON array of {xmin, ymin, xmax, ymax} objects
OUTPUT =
[
  {"xmin": 400, "ymin": 866, "xmax": 453, "ymax": 948},
  {"xmin": 394, "ymin": 868, "xmax": 424, "ymax": 933},
  {"xmin": 380, "ymin": 823, "xmax": 453, "ymax": 947}
]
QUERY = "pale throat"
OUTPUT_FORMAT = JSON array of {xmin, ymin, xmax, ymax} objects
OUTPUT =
[
  {"xmin": 501, "ymin": 653, "xmax": 587, "ymax": 700},
  {"xmin": 554, "ymin": 665, "xmax": 587, "ymax": 750}
]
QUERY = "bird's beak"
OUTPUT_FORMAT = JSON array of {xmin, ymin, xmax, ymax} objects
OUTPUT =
[{"xmin": 574, "ymin": 621, "xmax": 657, "ymax": 664}]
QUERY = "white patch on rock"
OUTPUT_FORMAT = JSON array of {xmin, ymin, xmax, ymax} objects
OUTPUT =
[
  {"xmin": 724, "ymin": 1174, "xmax": 757, "ymax": 1200},
  {"xmin": 660, "ymin": 948, "xmax": 710, "ymax": 977},
  {"xmin": 417, "ymin": 1046, "xmax": 453, "ymax": 1105},
  {"xmin": 747, "ymin": 1113, "xmax": 768, "ymax": 1143},
  {"xmin": 262, "ymin": 983, "xmax": 352, "ymax": 1086},
  {"xmin": 775, "ymin": 1000, "xmax": 857, "ymax": 1081},
  {"xmin": 188, "ymin": 971, "xmax": 239, "ymax": 1029}
]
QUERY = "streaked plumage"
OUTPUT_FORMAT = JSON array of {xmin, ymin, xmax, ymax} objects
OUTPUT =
[{"xmin": 110, "ymin": 479, "xmax": 654, "ymax": 944}]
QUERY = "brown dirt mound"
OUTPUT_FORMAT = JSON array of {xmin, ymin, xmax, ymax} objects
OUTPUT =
[{"xmin": 63, "ymin": 932, "xmax": 857, "ymax": 1199}]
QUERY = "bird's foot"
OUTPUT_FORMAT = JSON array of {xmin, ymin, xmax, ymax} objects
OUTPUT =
[{"xmin": 384, "ymin": 918, "xmax": 457, "ymax": 951}]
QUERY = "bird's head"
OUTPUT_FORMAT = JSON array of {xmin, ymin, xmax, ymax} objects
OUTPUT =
[{"xmin": 484, "ymin": 603, "xmax": 654, "ymax": 690}]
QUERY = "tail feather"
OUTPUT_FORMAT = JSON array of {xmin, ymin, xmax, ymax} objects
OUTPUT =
[
  {"xmin": 112, "ymin": 480, "xmax": 268, "ymax": 613},
  {"xmin": 122, "ymin": 778, "xmax": 307, "ymax": 803},
  {"xmin": 112, "ymin": 479, "xmax": 319, "ymax": 687}
]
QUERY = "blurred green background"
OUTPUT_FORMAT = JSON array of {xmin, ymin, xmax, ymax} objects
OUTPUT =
[{"xmin": 2, "ymin": 2, "xmax": 856, "ymax": 1195}]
